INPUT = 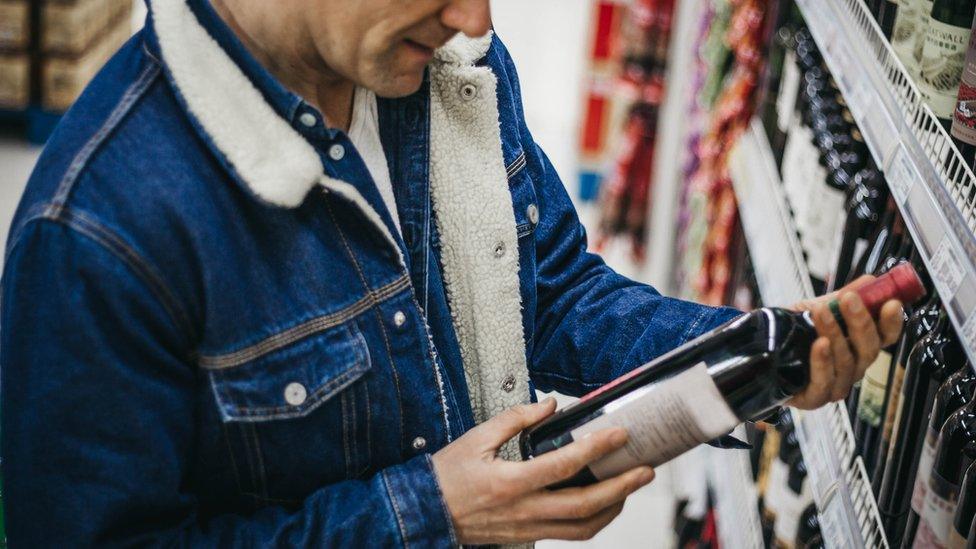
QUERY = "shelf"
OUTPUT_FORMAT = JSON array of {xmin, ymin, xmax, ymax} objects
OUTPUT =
[
  {"xmin": 730, "ymin": 120, "xmax": 888, "ymax": 548},
  {"xmin": 796, "ymin": 0, "xmax": 976, "ymax": 373}
]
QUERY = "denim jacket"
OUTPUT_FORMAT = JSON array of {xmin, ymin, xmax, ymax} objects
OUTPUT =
[{"xmin": 1, "ymin": 1, "xmax": 740, "ymax": 546}]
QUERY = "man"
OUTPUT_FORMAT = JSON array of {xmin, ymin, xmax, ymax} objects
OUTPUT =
[{"xmin": 1, "ymin": 0, "xmax": 902, "ymax": 546}]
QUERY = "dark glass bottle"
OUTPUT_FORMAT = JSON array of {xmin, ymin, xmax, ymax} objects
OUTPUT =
[
  {"xmin": 521, "ymin": 268, "xmax": 926, "ymax": 487},
  {"xmin": 951, "ymin": 14, "xmax": 976, "ymax": 170},
  {"xmin": 878, "ymin": 0, "xmax": 900, "ymax": 38},
  {"xmin": 872, "ymin": 291, "xmax": 944, "ymax": 492},
  {"xmin": 878, "ymin": 312, "xmax": 967, "ymax": 545},
  {"xmin": 912, "ymin": 393, "xmax": 976, "ymax": 547},
  {"xmin": 947, "ymin": 460, "xmax": 976, "ymax": 548},
  {"xmin": 917, "ymin": 0, "xmax": 976, "ymax": 129},
  {"xmin": 795, "ymin": 502, "xmax": 821, "ymax": 548},
  {"xmin": 905, "ymin": 364, "xmax": 976, "ymax": 543}
]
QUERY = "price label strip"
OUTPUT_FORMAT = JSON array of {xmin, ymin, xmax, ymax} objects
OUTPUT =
[
  {"xmin": 887, "ymin": 145, "xmax": 919, "ymax": 204},
  {"xmin": 931, "ymin": 239, "xmax": 966, "ymax": 300}
]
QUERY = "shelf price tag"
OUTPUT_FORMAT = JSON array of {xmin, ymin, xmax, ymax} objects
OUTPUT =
[
  {"xmin": 932, "ymin": 239, "xmax": 966, "ymax": 299},
  {"xmin": 962, "ymin": 314, "xmax": 976, "ymax": 360},
  {"xmin": 887, "ymin": 145, "xmax": 919, "ymax": 204},
  {"xmin": 820, "ymin": 486, "xmax": 858, "ymax": 549}
]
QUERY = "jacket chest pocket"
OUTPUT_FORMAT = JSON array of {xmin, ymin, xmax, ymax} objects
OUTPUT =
[{"xmin": 206, "ymin": 322, "xmax": 373, "ymax": 505}]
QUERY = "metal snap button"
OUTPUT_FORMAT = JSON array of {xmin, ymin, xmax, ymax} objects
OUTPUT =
[
  {"xmin": 411, "ymin": 436, "xmax": 427, "ymax": 451},
  {"xmin": 527, "ymin": 204, "xmax": 539, "ymax": 225},
  {"xmin": 493, "ymin": 241, "xmax": 506, "ymax": 258},
  {"xmin": 501, "ymin": 374, "xmax": 517, "ymax": 393},
  {"xmin": 284, "ymin": 382, "xmax": 308, "ymax": 406},
  {"xmin": 328, "ymin": 144, "xmax": 345, "ymax": 161},
  {"xmin": 393, "ymin": 310, "xmax": 407, "ymax": 328},
  {"xmin": 459, "ymin": 83, "xmax": 478, "ymax": 101},
  {"xmin": 299, "ymin": 112, "xmax": 317, "ymax": 128}
]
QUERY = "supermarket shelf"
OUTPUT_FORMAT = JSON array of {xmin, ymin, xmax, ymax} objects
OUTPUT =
[
  {"xmin": 730, "ymin": 120, "xmax": 888, "ymax": 548},
  {"xmin": 706, "ymin": 425, "xmax": 764, "ymax": 549},
  {"xmin": 797, "ymin": 0, "xmax": 976, "ymax": 374}
]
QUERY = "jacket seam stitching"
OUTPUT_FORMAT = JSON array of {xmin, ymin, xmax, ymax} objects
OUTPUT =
[
  {"xmin": 381, "ymin": 470, "xmax": 412, "ymax": 549},
  {"xmin": 531, "ymin": 369, "xmax": 603, "ymax": 391},
  {"xmin": 506, "ymin": 151, "xmax": 527, "ymax": 180},
  {"xmin": 426, "ymin": 453, "xmax": 460, "ymax": 546},
  {"xmin": 198, "ymin": 276, "xmax": 409, "ymax": 369},
  {"xmin": 48, "ymin": 64, "xmax": 161, "ymax": 215},
  {"xmin": 19, "ymin": 208, "xmax": 195, "ymax": 348}
]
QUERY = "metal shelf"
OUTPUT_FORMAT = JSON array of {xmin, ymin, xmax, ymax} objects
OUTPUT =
[
  {"xmin": 796, "ymin": 0, "xmax": 976, "ymax": 372},
  {"xmin": 730, "ymin": 120, "xmax": 888, "ymax": 548}
]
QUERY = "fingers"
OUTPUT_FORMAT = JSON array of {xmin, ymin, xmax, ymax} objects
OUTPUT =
[
  {"xmin": 526, "ymin": 502, "xmax": 627, "ymax": 542},
  {"xmin": 813, "ymin": 302, "xmax": 855, "ymax": 401},
  {"xmin": 878, "ymin": 300, "xmax": 905, "ymax": 347},
  {"xmin": 839, "ymin": 293, "xmax": 882, "ymax": 378},
  {"xmin": 470, "ymin": 399, "xmax": 557, "ymax": 451},
  {"xmin": 525, "ymin": 466, "xmax": 654, "ymax": 521},
  {"xmin": 790, "ymin": 337, "xmax": 834, "ymax": 409},
  {"xmin": 516, "ymin": 427, "xmax": 629, "ymax": 491}
]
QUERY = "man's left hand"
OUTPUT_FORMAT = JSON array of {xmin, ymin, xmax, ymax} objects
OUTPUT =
[{"xmin": 788, "ymin": 275, "xmax": 906, "ymax": 410}]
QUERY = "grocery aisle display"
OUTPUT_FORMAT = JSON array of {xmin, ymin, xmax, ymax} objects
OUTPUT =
[{"xmin": 0, "ymin": 0, "xmax": 131, "ymax": 143}]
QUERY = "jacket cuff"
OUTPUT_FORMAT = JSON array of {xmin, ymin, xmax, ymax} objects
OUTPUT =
[{"xmin": 381, "ymin": 454, "xmax": 458, "ymax": 548}]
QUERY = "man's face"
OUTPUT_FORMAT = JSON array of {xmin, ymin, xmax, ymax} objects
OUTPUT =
[{"xmin": 307, "ymin": 0, "xmax": 492, "ymax": 97}]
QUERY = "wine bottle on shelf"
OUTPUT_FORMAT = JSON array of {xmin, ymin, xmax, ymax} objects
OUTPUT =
[
  {"xmin": 802, "ymin": 532, "xmax": 826, "ymax": 549},
  {"xmin": 912, "ymin": 0, "xmax": 936, "ymax": 75},
  {"xmin": 948, "ymin": 460, "xmax": 976, "ymax": 548},
  {"xmin": 872, "ymin": 289, "xmax": 943, "ymax": 493},
  {"xmin": 892, "ymin": 0, "xmax": 923, "ymax": 72},
  {"xmin": 774, "ymin": 449, "xmax": 812, "ymax": 548},
  {"xmin": 827, "ymin": 167, "xmax": 889, "ymax": 293},
  {"xmin": 878, "ymin": 310, "xmax": 966, "ymax": 545},
  {"xmin": 914, "ymin": 391, "xmax": 976, "ymax": 547},
  {"xmin": 763, "ymin": 1, "xmax": 804, "ymax": 165},
  {"xmin": 520, "ymin": 265, "xmax": 927, "ymax": 488},
  {"xmin": 917, "ymin": 0, "xmax": 976, "ymax": 129},
  {"xmin": 795, "ymin": 502, "xmax": 821, "ymax": 548},
  {"xmin": 951, "ymin": 14, "xmax": 976, "ymax": 170},
  {"xmin": 904, "ymin": 362, "xmax": 976, "ymax": 543},
  {"xmin": 878, "ymin": 0, "xmax": 900, "ymax": 38}
]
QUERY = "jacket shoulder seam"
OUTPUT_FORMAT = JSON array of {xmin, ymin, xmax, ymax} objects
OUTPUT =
[
  {"xmin": 9, "ymin": 207, "xmax": 196, "ymax": 349},
  {"xmin": 48, "ymin": 63, "xmax": 162, "ymax": 216}
]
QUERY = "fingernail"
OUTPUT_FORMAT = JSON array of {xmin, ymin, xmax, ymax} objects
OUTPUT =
[
  {"xmin": 638, "ymin": 467, "xmax": 655, "ymax": 484},
  {"xmin": 846, "ymin": 294, "xmax": 863, "ymax": 313},
  {"xmin": 541, "ymin": 397, "xmax": 556, "ymax": 406}
]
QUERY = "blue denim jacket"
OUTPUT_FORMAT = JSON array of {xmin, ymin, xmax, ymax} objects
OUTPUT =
[{"xmin": 1, "ymin": 1, "xmax": 740, "ymax": 546}]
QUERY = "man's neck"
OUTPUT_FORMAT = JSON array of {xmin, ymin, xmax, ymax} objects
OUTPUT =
[{"xmin": 210, "ymin": 0, "xmax": 356, "ymax": 131}]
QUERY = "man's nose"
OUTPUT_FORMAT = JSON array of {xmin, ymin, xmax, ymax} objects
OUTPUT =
[{"xmin": 441, "ymin": 0, "xmax": 492, "ymax": 38}]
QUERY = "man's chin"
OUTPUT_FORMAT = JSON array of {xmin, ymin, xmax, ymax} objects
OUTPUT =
[{"xmin": 370, "ymin": 71, "xmax": 427, "ymax": 99}]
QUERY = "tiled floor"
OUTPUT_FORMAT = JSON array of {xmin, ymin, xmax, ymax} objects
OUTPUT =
[{"xmin": 0, "ymin": 2, "xmax": 677, "ymax": 547}]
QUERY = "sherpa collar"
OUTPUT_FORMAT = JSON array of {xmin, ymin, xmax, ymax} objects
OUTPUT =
[{"xmin": 147, "ymin": 0, "xmax": 492, "ymax": 211}]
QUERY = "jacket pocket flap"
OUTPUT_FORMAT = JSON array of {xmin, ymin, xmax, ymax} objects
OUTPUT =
[{"xmin": 207, "ymin": 324, "xmax": 371, "ymax": 422}]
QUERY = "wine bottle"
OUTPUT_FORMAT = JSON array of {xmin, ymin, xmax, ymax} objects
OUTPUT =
[
  {"xmin": 948, "ymin": 460, "xmax": 976, "ymax": 548},
  {"xmin": 951, "ymin": 14, "xmax": 976, "ymax": 169},
  {"xmin": 917, "ymin": 0, "xmax": 976, "ymax": 129},
  {"xmin": 795, "ymin": 502, "xmax": 821, "ymax": 548},
  {"xmin": 913, "ymin": 0, "xmax": 936, "ymax": 75},
  {"xmin": 915, "ymin": 392, "xmax": 976, "ymax": 547},
  {"xmin": 905, "ymin": 363, "xmax": 976, "ymax": 543},
  {"xmin": 802, "ymin": 532, "xmax": 826, "ymax": 549},
  {"xmin": 827, "ymin": 167, "xmax": 889, "ymax": 293},
  {"xmin": 878, "ymin": 0, "xmax": 901, "ymax": 38},
  {"xmin": 892, "ymin": 0, "xmax": 924, "ymax": 71},
  {"xmin": 872, "ymin": 290, "xmax": 943, "ymax": 492},
  {"xmin": 774, "ymin": 449, "xmax": 812, "ymax": 548},
  {"xmin": 521, "ymin": 265, "xmax": 926, "ymax": 488},
  {"xmin": 878, "ymin": 311, "xmax": 966, "ymax": 545}
]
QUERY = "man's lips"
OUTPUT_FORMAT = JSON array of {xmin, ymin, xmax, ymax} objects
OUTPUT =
[{"xmin": 404, "ymin": 39, "xmax": 437, "ymax": 58}]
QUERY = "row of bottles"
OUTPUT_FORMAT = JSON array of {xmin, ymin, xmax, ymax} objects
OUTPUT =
[{"xmin": 867, "ymin": 0, "xmax": 976, "ymax": 168}]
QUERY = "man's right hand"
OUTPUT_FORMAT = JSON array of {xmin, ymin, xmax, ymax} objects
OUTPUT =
[{"xmin": 431, "ymin": 398, "xmax": 655, "ymax": 544}]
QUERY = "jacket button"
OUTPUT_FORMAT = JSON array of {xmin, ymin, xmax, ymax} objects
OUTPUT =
[
  {"xmin": 299, "ymin": 112, "xmax": 317, "ymax": 128},
  {"xmin": 284, "ymin": 382, "xmax": 308, "ymax": 406},
  {"xmin": 501, "ymin": 374, "xmax": 517, "ymax": 393},
  {"xmin": 393, "ymin": 310, "xmax": 407, "ymax": 328},
  {"xmin": 493, "ymin": 241, "xmax": 506, "ymax": 258},
  {"xmin": 411, "ymin": 436, "xmax": 427, "ymax": 451},
  {"xmin": 527, "ymin": 204, "xmax": 539, "ymax": 225},
  {"xmin": 459, "ymin": 83, "xmax": 478, "ymax": 101},
  {"xmin": 328, "ymin": 144, "xmax": 345, "ymax": 161}
]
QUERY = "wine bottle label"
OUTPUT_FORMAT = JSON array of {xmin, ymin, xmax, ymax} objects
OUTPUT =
[
  {"xmin": 950, "ymin": 24, "xmax": 976, "ymax": 146},
  {"xmin": 914, "ymin": 0, "xmax": 935, "ymax": 69},
  {"xmin": 777, "ymin": 51, "xmax": 801, "ymax": 133},
  {"xmin": 918, "ymin": 19, "xmax": 970, "ymax": 119},
  {"xmin": 917, "ymin": 468, "xmax": 960, "ymax": 548},
  {"xmin": 856, "ymin": 351, "xmax": 893, "ymax": 427},
  {"xmin": 806, "ymin": 185, "xmax": 848, "ymax": 280},
  {"xmin": 882, "ymin": 364, "xmax": 906, "ymax": 441},
  {"xmin": 765, "ymin": 458, "xmax": 789, "ymax": 513},
  {"xmin": 892, "ymin": 0, "xmax": 920, "ymax": 66},
  {"xmin": 912, "ymin": 424, "xmax": 941, "ymax": 514},
  {"xmin": 572, "ymin": 362, "xmax": 739, "ymax": 480}
]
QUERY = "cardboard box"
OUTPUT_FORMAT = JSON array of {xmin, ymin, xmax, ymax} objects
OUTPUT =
[
  {"xmin": 0, "ymin": 0, "xmax": 30, "ymax": 51},
  {"xmin": 0, "ymin": 51, "xmax": 29, "ymax": 108},
  {"xmin": 42, "ymin": 16, "xmax": 128, "ymax": 111},
  {"xmin": 42, "ymin": 0, "xmax": 130, "ymax": 55}
]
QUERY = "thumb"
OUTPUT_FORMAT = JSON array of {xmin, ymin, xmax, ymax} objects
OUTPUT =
[{"xmin": 471, "ymin": 398, "xmax": 557, "ymax": 451}]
